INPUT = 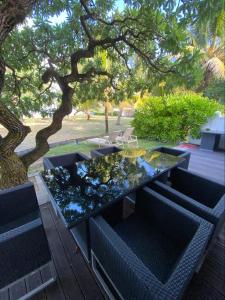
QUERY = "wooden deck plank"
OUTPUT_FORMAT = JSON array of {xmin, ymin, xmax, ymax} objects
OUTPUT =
[
  {"xmin": 40, "ymin": 205, "xmax": 84, "ymax": 300},
  {"xmin": 47, "ymin": 204, "xmax": 104, "ymax": 300},
  {"xmin": 187, "ymin": 148, "xmax": 225, "ymax": 184},
  {"xmin": 43, "ymin": 279, "xmax": 65, "ymax": 300},
  {"xmin": 189, "ymin": 156, "xmax": 224, "ymax": 168}
]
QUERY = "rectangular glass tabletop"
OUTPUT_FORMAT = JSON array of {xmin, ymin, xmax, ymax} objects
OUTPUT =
[{"xmin": 41, "ymin": 149, "xmax": 184, "ymax": 228}]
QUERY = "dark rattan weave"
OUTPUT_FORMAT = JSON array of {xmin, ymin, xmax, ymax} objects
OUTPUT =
[{"xmin": 90, "ymin": 187, "xmax": 213, "ymax": 300}]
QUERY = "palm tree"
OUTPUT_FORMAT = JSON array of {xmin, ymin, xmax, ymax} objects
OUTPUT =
[{"xmin": 190, "ymin": 10, "xmax": 225, "ymax": 91}]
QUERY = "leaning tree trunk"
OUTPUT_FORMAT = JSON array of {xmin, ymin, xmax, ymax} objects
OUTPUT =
[
  {"xmin": 105, "ymin": 102, "xmax": 109, "ymax": 134},
  {"xmin": 0, "ymin": 0, "xmax": 38, "ymax": 189},
  {"xmin": 86, "ymin": 110, "xmax": 91, "ymax": 120},
  {"xmin": 0, "ymin": 101, "xmax": 31, "ymax": 189},
  {"xmin": 196, "ymin": 64, "xmax": 212, "ymax": 92},
  {"xmin": 0, "ymin": 153, "xmax": 28, "ymax": 189},
  {"xmin": 116, "ymin": 108, "xmax": 123, "ymax": 125}
]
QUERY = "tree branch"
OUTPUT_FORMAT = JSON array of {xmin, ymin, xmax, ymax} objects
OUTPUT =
[
  {"xmin": 21, "ymin": 66, "xmax": 74, "ymax": 167},
  {"xmin": 0, "ymin": 0, "xmax": 37, "ymax": 160},
  {"xmin": 0, "ymin": 0, "xmax": 37, "ymax": 46},
  {"xmin": 80, "ymin": 0, "xmax": 138, "ymax": 26}
]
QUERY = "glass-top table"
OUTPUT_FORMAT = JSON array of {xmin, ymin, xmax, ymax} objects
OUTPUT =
[{"xmin": 42, "ymin": 148, "xmax": 184, "ymax": 229}]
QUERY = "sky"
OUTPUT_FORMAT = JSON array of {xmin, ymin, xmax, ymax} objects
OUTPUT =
[
  {"xmin": 24, "ymin": 0, "xmax": 125, "ymax": 27},
  {"xmin": 49, "ymin": 0, "xmax": 125, "ymax": 24}
]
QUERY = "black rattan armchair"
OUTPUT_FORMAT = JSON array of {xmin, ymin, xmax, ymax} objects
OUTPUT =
[
  {"xmin": 0, "ymin": 183, "xmax": 56, "ymax": 298},
  {"xmin": 90, "ymin": 146, "xmax": 121, "ymax": 158},
  {"xmin": 43, "ymin": 151, "xmax": 89, "ymax": 170},
  {"xmin": 152, "ymin": 147, "xmax": 191, "ymax": 182},
  {"xmin": 90, "ymin": 187, "xmax": 213, "ymax": 300},
  {"xmin": 149, "ymin": 167, "xmax": 225, "ymax": 253}
]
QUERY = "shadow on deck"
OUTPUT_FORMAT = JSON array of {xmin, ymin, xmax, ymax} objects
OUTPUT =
[{"xmin": 29, "ymin": 147, "xmax": 225, "ymax": 300}]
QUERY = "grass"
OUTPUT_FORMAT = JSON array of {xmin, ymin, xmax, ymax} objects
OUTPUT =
[
  {"xmin": 28, "ymin": 138, "xmax": 176, "ymax": 174},
  {"xmin": 0, "ymin": 116, "xmax": 132, "ymax": 152}
]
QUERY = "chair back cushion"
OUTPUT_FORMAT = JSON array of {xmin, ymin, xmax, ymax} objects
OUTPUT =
[{"xmin": 0, "ymin": 182, "xmax": 38, "ymax": 226}]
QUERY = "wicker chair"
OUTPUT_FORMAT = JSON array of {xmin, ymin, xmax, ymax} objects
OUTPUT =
[
  {"xmin": 90, "ymin": 187, "xmax": 213, "ymax": 300},
  {"xmin": 43, "ymin": 151, "xmax": 89, "ymax": 170},
  {"xmin": 152, "ymin": 147, "xmax": 191, "ymax": 183},
  {"xmin": 90, "ymin": 146, "xmax": 121, "ymax": 158},
  {"xmin": 0, "ymin": 183, "xmax": 56, "ymax": 298},
  {"xmin": 149, "ymin": 167, "xmax": 225, "ymax": 254}
]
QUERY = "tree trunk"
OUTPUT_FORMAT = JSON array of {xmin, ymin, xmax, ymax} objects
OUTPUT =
[
  {"xmin": 0, "ymin": 153, "xmax": 27, "ymax": 189},
  {"xmin": 196, "ymin": 64, "xmax": 213, "ymax": 92},
  {"xmin": 105, "ymin": 103, "xmax": 109, "ymax": 134},
  {"xmin": 86, "ymin": 111, "xmax": 91, "ymax": 120},
  {"xmin": 116, "ymin": 109, "xmax": 123, "ymax": 125},
  {"xmin": 0, "ymin": 0, "xmax": 37, "ymax": 190},
  {"xmin": 0, "ymin": 1, "xmax": 37, "ymax": 45},
  {"xmin": 21, "ymin": 83, "xmax": 74, "ymax": 168}
]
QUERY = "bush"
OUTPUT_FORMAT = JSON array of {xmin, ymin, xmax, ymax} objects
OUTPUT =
[{"xmin": 132, "ymin": 92, "xmax": 223, "ymax": 142}]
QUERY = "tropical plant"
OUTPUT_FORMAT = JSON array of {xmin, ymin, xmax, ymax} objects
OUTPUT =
[
  {"xmin": 188, "ymin": 3, "xmax": 225, "ymax": 92},
  {"xmin": 132, "ymin": 92, "xmax": 223, "ymax": 142}
]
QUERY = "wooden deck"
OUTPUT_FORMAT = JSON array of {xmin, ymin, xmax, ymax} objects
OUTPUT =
[
  {"xmin": 185, "ymin": 147, "xmax": 225, "ymax": 185},
  {"xmin": 30, "ymin": 147, "xmax": 225, "ymax": 300}
]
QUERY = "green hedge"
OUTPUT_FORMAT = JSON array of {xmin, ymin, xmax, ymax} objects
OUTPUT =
[{"xmin": 132, "ymin": 92, "xmax": 223, "ymax": 142}]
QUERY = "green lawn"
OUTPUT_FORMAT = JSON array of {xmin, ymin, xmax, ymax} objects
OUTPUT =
[
  {"xmin": 28, "ymin": 138, "xmax": 175, "ymax": 174},
  {"xmin": 0, "ymin": 116, "xmax": 132, "ymax": 152}
]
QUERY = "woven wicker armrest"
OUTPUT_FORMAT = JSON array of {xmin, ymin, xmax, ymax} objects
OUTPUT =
[
  {"xmin": 90, "ymin": 215, "xmax": 162, "ymax": 300},
  {"xmin": 0, "ymin": 218, "xmax": 41, "ymax": 242},
  {"xmin": 152, "ymin": 147, "xmax": 191, "ymax": 170},
  {"xmin": 43, "ymin": 151, "xmax": 89, "ymax": 170},
  {"xmin": 0, "ymin": 182, "xmax": 39, "ymax": 226},
  {"xmin": 0, "ymin": 218, "xmax": 51, "ymax": 290},
  {"xmin": 169, "ymin": 168, "xmax": 225, "ymax": 222},
  {"xmin": 90, "ymin": 146, "xmax": 121, "ymax": 158}
]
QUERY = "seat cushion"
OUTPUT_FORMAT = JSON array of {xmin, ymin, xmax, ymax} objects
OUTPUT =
[
  {"xmin": 0, "ymin": 222, "xmax": 51, "ymax": 289},
  {"xmin": 114, "ymin": 213, "xmax": 185, "ymax": 283}
]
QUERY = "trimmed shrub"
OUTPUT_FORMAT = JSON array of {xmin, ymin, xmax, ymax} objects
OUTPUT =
[{"xmin": 132, "ymin": 92, "xmax": 223, "ymax": 142}]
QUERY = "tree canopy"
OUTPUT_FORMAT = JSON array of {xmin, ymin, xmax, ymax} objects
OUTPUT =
[{"xmin": 0, "ymin": 0, "xmax": 223, "ymax": 188}]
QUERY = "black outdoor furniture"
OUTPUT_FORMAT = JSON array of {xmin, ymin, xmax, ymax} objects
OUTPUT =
[
  {"xmin": 43, "ymin": 151, "xmax": 89, "ymax": 170},
  {"xmin": 200, "ymin": 130, "xmax": 225, "ymax": 151},
  {"xmin": 42, "ymin": 148, "xmax": 185, "ymax": 262},
  {"xmin": 42, "ymin": 148, "xmax": 185, "ymax": 228},
  {"xmin": 152, "ymin": 147, "xmax": 191, "ymax": 169},
  {"xmin": 149, "ymin": 167, "xmax": 225, "ymax": 253},
  {"xmin": 90, "ymin": 187, "xmax": 213, "ymax": 300},
  {"xmin": 151, "ymin": 146, "xmax": 191, "ymax": 182},
  {"xmin": 0, "ymin": 182, "xmax": 56, "ymax": 298},
  {"xmin": 90, "ymin": 146, "xmax": 121, "ymax": 158}
]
